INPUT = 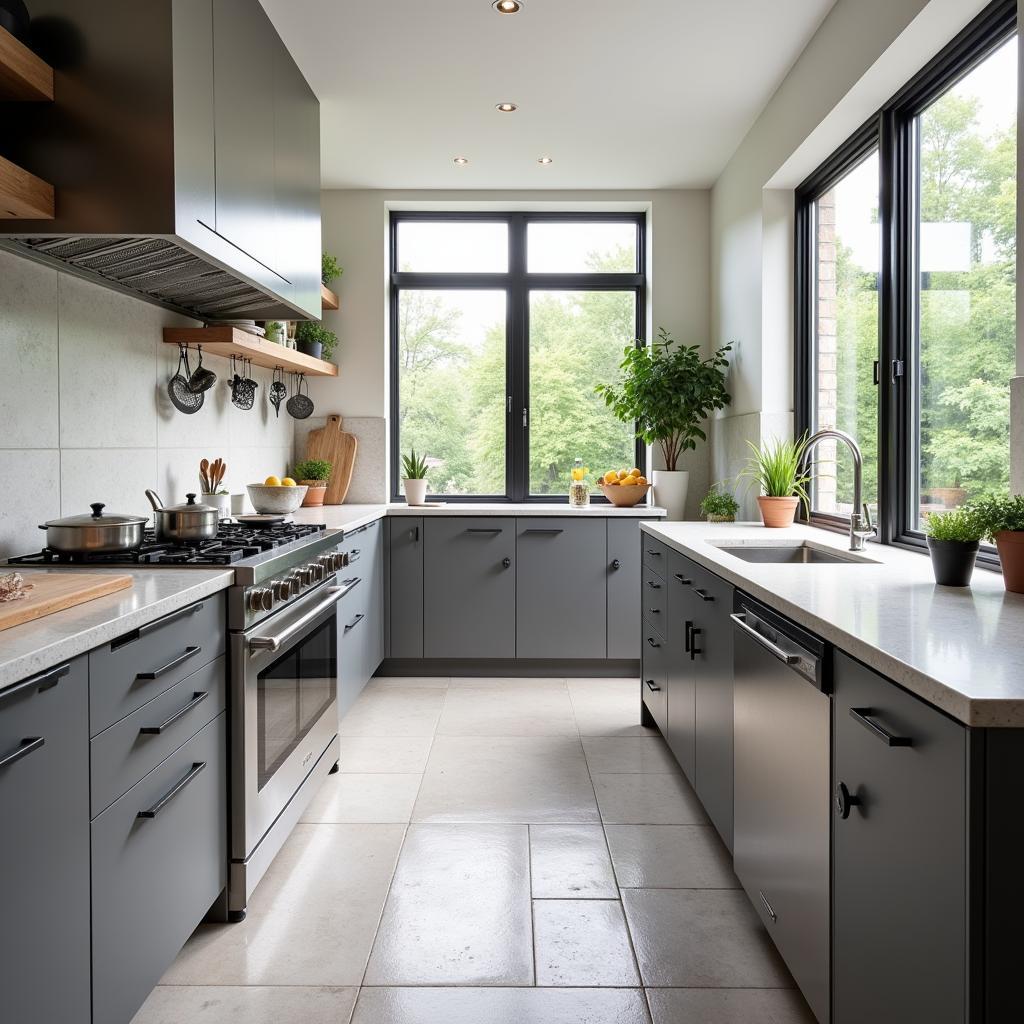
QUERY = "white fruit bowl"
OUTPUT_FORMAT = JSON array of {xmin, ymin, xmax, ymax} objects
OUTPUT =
[{"xmin": 246, "ymin": 483, "xmax": 308, "ymax": 514}]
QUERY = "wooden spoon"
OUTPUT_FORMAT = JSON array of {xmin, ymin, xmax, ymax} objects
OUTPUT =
[{"xmin": 200, "ymin": 458, "xmax": 210, "ymax": 493}]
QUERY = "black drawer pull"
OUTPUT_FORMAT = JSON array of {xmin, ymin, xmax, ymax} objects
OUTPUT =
[
  {"xmin": 645, "ymin": 679, "xmax": 661, "ymax": 693},
  {"xmin": 835, "ymin": 781, "xmax": 862, "ymax": 819},
  {"xmin": 502, "ymin": 557, "xmax": 512, "ymax": 569},
  {"xmin": 136, "ymin": 646, "xmax": 201, "ymax": 680},
  {"xmin": 646, "ymin": 548, "xmax": 662, "ymax": 556},
  {"xmin": 690, "ymin": 626, "xmax": 703, "ymax": 659},
  {"xmin": 139, "ymin": 691, "xmax": 209, "ymax": 735},
  {"xmin": 646, "ymin": 637, "xmax": 661, "ymax": 648},
  {"xmin": 646, "ymin": 580, "xmax": 661, "ymax": 590},
  {"xmin": 759, "ymin": 889, "xmax": 777, "ymax": 923},
  {"xmin": 674, "ymin": 573, "xmax": 692, "ymax": 585},
  {"xmin": 0, "ymin": 736, "xmax": 44, "ymax": 770},
  {"xmin": 650, "ymin": 607, "xmax": 661, "ymax": 614},
  {"xmin": 139, "ymin": 602, "xmax": 203, "ymax": 637},
  {"xmin": 694, "ymin": 588, "xmax": 714, "ymax": 602},
  {"xmin": 685, "ymin": 620, "xmax": 693, "ymax": 653},
  {"xmin": 0, "ymin": 663, "xmax": 70, "ymax": 705},
  {"xmin": 467, "ymin": 528, "xmax": 503, "ymax": 534},
  {"xmin": 137, "ymin": 761, "xmax": 206, "ymax": 819},
  {"xmin": 610, "ymin": 559, "xmax": 621, "ymax": 570},
  {"xmin": 410, "ymin": 526, "xmax": 420, "ymax": 542},
  {"xmin": 344, "ymin": 613, "xmax": 365, "ymax": 632},
  {"xmin": 849, "ymin": 707, "xmax": 912, "ymax": 747},
  {"xmin": 525, "ymin": 528, "xmax": 564, "ymax": 535}
]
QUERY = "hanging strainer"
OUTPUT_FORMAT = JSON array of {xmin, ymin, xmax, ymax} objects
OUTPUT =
[
  {"xmin": 270, "ymin": 366, "xmax": 287, "ymax": 418},
  {"xmin": 286, "ymin": 373, "xmax": 314, "ymax": 419},
  {"xmin": 168, "ymin": 345, "xmax": 205, "ymax": 414},
  {"xmin": 186, "ymin": 344, "xmax": 217, "ymax": 393}
]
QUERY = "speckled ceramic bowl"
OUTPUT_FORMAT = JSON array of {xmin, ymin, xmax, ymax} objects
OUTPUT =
[
  {"xmin": 246, "ymin": 483, "xmax": 308, "ymax": 514},
  {"xmin": 598, "ymin": 482, "xmax": 650, "ymax": 507}
]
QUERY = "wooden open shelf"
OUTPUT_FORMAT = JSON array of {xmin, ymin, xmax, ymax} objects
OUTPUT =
[
  {"xmin": 162, "ymin": 327, "xmax": 339, "ymax": 377},
  {"xmin": 0, "ymin": 26, "xmax": 53, "ymax": 101},
  {"xmin": 321, "ymin": 283, "xmax": 340, "ymax": 310},
  {"xmin": 0, "ymin": 154, "xmax": 53, "ymax": 218}
]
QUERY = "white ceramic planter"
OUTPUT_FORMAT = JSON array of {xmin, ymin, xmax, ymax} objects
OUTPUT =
[
  {"xmin": 652, "ymin": 470, "xmax": 689, "ymax": 521},
  {"xmin": 403, "ymin": 478, "xmax": 428, "ymax": 506}
]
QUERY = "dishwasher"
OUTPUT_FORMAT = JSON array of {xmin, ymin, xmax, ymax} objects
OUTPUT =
[{"xmin": 731, "ymin": 594, "xmax": 831, "ymax": 1024}]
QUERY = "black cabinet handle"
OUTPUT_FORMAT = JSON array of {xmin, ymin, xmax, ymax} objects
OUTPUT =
[
  {"xmin": 759, "ymin": 889, "xmax": 777, "ymax": 924},
  {"xmin": 694, "ymin": 588, "xmax": 714, "ymax": 602},
  {"xmin": 646, "ymin": 548, "xmax": 662, "ymax": 556},
  {"xmin": 524, "ymin": 528, "xmax": 564, "ymax": 535},
  {"xmin": 0, "ymin": 663, "xmax": 69, "ymax": 705},
  {"xmin": 467, "ymin": 528, "xmax": 503, "ymax": 534},
  {"xmin": 136, "ymin": 646, "xmax": 201, "ymax": 680},
  {"xmin": 139, "ymin": 602, "xmax": 203, "ymax": 637},
  {"xmin": 410, "ymin": 527, "xmax": 419, "ymax": 542},
  {"xmin": 674, "ymin": 573, "xmax": 692, "ymax": 586},
  {"xmin": 646, "ymin": 580, "xmax": 661, "ymax": 590},
  {"xmin": 645, "ymin": 679, "xmax": 661, "ymax": 693},
  {"xmin": 344, "ymin": 613, "xmax": 365, "ymax": 632},
  {"xmin": 502, "ymin": 557, "xmax": 511, "ymax": 569},
  {"xmin": 0, "ymin": 736, "xmax": 44, "ymax": 770},
  {"xmin": 650, "ymin": 607, "xmax": 661, "ymax": 614},
  {"xmin": 610, "ymin": 559, "xmax": 621, "ymax": 570},
  {"xmin": 684, "ymin": 620, "xmax": 693, "ymax": 653},
  {"xmin": 139, "ymin": 691, "xmax": 208, "ymax": 735},
  {"xmin": 690, "ymin": 626, "xmax": 703, "ymax": 660},
  {"xmin": 137, "ymin": 761, "xmax": 206, "ymax": 819},
  {"xmin": 646, "ymin": 637, "xmax": 661, "ymax": 648},
  {"xmin": 835, "ymin": 781, "xmax": 861, "ymax": 819},
  {"xmin": 849, "ymin": 707, "xmax": 912, "ymax": 747}
]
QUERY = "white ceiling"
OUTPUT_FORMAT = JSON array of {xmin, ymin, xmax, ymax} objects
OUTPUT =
[{"xmin": 260, "ymin": 0, "xmax": 837, "ymax": 191}]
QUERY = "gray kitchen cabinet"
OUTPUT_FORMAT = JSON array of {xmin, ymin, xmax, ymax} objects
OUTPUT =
[
  {"xmin": 337, "ymin": 520, "xmax": 385, "ymax": 715},
  {"xmin": 641, "ymin": 625, "xmax": 668, "ymax": 734},
  {"xmin": 389, "ymin": 517, "xmax": 424, "ymax": 658},
  {"xmin": 361, "ymin": 519, "xmax": 386, "ymax": 681},
  {"xmin": 0, "ymin": 658, "xmax": 91, "ymax": 1024},
  {"xmin": 832, "ymin": 651, "xmax": 967, "ymax": 1024},
  {"xmin": 607, "ymin": 519, "xmax": 650, "ymax": 659},
  {"xmin": 424, "ymin": 518, "xmax": 516, "ymax": 659},
  {"xmin": 516, "ymin": 519, "xmax": 607, "ymax": 659},
  {"xmin": 665, "ymin": 551, "xmax": 697, "ymax": 781}
]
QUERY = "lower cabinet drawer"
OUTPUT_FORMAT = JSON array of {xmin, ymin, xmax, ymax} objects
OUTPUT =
[
  {"xmin": 338, "ymin": 580, "xmax": 371, "ymax": 718},
  {"xmin": 90, "ymin": 656, "xmax": 227, "ymax": 816},
  {"xmin": 642, "ymin": 565, "xmax": 667, "ymax": 632},
  {"xmin": 92, "ymin": 713, "xmax": 227, "ymax": 1024},
  {"xmin": 641, "ymin": 626, "xmax": 668, "ymax": 733}
]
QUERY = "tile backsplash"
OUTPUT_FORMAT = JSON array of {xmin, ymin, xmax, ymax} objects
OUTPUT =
[{"xmin": 0, "ymin": 251, "xmax": 295, "ymax": 558}]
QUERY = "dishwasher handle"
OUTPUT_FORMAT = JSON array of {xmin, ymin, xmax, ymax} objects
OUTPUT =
[{"xmin": 731, "ymin": 612, "xmax": 802, "ymax": 666}]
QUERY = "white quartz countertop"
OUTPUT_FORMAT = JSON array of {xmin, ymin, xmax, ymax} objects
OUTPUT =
[
  {"xmin": 0, "ymin": 568, "xmax": 234, "ymax": 693},
  {"xmin": 641, "ymin": 521, "xmax": 1024, "ymax": 728}
]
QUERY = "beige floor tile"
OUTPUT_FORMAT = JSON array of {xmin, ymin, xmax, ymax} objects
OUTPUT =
[
  {"xmin": 605, "ymin": 825, "xmax": 739, "ymax": 888},
  {"xmin": 339, "ymin": 686, "xmax": 446, "ymax": 737},
  {"xmin": 568, "ymin": 681, "xmax": 658, "ymax": 738},
  {"xmin": 448, "ymin": 677, "xmax": 567, "ymax": 688},
  {"xmin": 581, "ymin": 737, "xmax": 679, "ymax": 773},
  {"xmin": 593, "ymin": 773, "xmax": 708, "ymax": 825},
  {"xmin": 413, "ymin": 736, "xmax": 599, "ymax": 824},
  {"xmin": 437, "ymin": 685, "xmax": 577, "ymax": 737},
  {"xmin": 368, "ymin": 676, "xmax": 450, "ymax": 689},
  {"xmin": 161, "ymin": 824, "xmax": 404, "ymax": 986},
  {"xmin": 646, "ymin": 987, "xmax": 816, "ymax": 1023},
  {"xmin": 131, "ymin": 986, "xmax": 358, "ymax": 1024},
  {"xmin": 622, "ymin": 889, "xmax": 793, "ymax": 988},
  {"xmin": 300, "ymin": 773, "xmax": 423, "ymax": 823},
  {"xmin": 533, "ymin": 900, "xmax": 640, "ymax": 987},
  {"xmin": 351, "ymin": 987, "xmax": 650, "ymax": 1024},
  {"xmin": 339, "ymin": 736, "xmax": 434, "ymax": 774},
  {"xmin": 364, "ymin": 824, "xmax": 533, "ymax": 985},
  {"xmin": 529, "ymin": 824, "xmax": 618, "ymax": 898}
]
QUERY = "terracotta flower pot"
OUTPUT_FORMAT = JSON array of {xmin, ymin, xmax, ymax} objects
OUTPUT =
[
  {"xmin": 994, "ymin": 531, "xmax": 1024, "ymax": 594},
  {"xmin": 757, "ymin": 496, "xmax": 800, "ymax": 529},
  {"xmin": 300, "ymin": 481, "xmax": 327, "ymax": 507}
]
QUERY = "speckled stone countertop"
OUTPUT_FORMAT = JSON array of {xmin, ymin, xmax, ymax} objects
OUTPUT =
[
  {"xmin": 0, "ymin": 568, "xmax": 233, "ymax": 693},
  {"xmin": 642, "ymin": 521, "xmax": 1024, "ymax": 728}
]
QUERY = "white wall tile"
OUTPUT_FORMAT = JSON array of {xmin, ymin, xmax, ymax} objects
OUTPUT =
[
  {"xmin": 60, "ymin": 448, "xmax": 158, "ymax": 519},
  {"xmin": 0, "ymin": 450, "xmax": 60, "ymax": 558}
]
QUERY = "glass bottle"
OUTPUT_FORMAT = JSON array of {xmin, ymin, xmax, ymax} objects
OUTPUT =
[{"xmin": 569, "ymin": 457, "xmax": 590, "ymax": 508}]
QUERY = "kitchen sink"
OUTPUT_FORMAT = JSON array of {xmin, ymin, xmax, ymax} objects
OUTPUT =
[{"xmin": 711, "ymin": 542, "xmax": 878, "ymax": 565}]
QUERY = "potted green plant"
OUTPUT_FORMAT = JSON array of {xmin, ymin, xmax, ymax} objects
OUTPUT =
[
  {"xmin": 294, "ymin": 321, "xmax": 338, "ymax": 362},
  {"xmin": 700, "ymin": 489, "xmax": 740, "ymax": 523},
  {"xmin": 596, "ymin": 327, "xmax": 731, "ymax": 520},
  {"xmin": 293, "ymin": 458, "xmax": 332, "ymax": 507},
  {"xmin": 321, "ymin": 252, "xmax": 343, "ymax": 287},
  {"xmin": 264, "ymin": 320, "xmax": 284, "ymax": 344},
  {"xmin": 969, "ymin": 494, "xmax": 1024, "ymax": 593},
  {"xmin": 401, "ymin": 449, "xmax": 429, "ymax": 506},
  {"xmin": 741, "ymin": 435, "xmax": 813, "ymax": 528},
  {"xmin": 923, "ymin": 507, "xmax": 984, "ymax": 587}
]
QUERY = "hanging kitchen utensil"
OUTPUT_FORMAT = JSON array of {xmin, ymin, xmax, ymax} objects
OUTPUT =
[
  {"xmin": 269, "ymin": 367, "xmax": 287, "ymax": 418},
  {"xmin": 228, "ymin": 355, "xmax": 250, "ymax": 410},
  {"xmin": 238, "ymin": 358, "xmax": 259, "ymax": 409},
  {"xmin": 286, "ymin": 373, "xmax": 314, "ymax": 419},
  {"xmin": 168, "ymin": 345, "xmax": 204, "ymax": 414},
  {"xmin": 187, "ymin": 345, "xmax": 217, "ymax": 393}
]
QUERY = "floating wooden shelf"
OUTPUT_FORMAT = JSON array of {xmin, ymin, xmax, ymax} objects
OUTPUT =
[
  {"xmin": 0, "ymin": 154, "xmax": 54, "ymax": 219},
  {"xmin": 0, "ymin": 26, "xmax": 53, "ymax": 101},
  {"xmin": 162, "ymin": 327, "xmax": 339, "ymax": 377},
  {"xmin": 321, "ymin": 283, "xmax": 340, "ymax": 310}
]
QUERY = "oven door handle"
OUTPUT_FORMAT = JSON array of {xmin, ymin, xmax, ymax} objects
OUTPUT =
[{"xmin": 247, "ymin": 585, "xmax": 352, "ymax": 653}]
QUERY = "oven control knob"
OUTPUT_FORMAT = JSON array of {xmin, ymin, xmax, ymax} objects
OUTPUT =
[
  {"xmin": 287, "ymin": 571, "xmax": 305, "ymax": 591},
  {"xmin": 318, "ymin": 554, "xmax": 336, "ymax": 573},
  {"xmin": 249, "ymin": 587, "xmax": 273, "ymax": 612},
  {"xmin": 306, "ymin": 563, "xmax": 322, "ymax": 583},
  {"xmin": 335, "ymin": 552, "xmax": 347, "ymax": 570},
  {"xmin": 272, "ymin": 579, "xmax": 292, "ymax": 601},
  {"xmin": 299, "ymin": 566, "xmax": 315, "ymax": 585}
]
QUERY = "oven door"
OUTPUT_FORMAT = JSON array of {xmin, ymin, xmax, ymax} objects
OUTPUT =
[{"xmin": 231, "ymin": 580, "xmax": 348, "ymax": 860}]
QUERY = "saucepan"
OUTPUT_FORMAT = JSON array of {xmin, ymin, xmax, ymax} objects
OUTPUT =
[
  {"xmin": 145, "ymin": 490, "xmax": 221, "ymax": 543},
  {"xmin": 38, "ymin": 503, "xmax": 148, "ymax": 553}
]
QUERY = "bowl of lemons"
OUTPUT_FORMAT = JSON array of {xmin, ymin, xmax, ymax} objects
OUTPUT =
[
  {"xmin": 598, "ymin": 468, "xmax": 650, "ymax": 507},
  {"xmin": 247, "ymin": 476, "xmax": 308, "ymax": 514}
]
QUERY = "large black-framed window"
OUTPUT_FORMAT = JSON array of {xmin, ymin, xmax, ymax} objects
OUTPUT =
[
  {"xmin": 796, "ymin": 0, "xmax": 1017, "ymax": 559},
  {"xmin": 389, "ymin": 212, "xmax": 647, "ymax": 502}
]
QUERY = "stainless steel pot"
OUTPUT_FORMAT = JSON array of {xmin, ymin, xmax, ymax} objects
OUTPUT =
[
  {"xmin": 39, "ymin": 503, "xmax": 148, "ymax": 553},
  {"xmin": 145, "ymin": 490, "xmax": 220, "ymax": 543}
]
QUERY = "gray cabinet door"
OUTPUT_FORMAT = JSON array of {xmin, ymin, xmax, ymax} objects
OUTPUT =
[
  {"xmin": 389, "ymin": 517, "xmax": 424, "ymax": 658},
  {"xmin": 0, "ymin": 659, "xmax": 90, "ymax": 1023},
  {"xmin": 424, "ymin": 518, "xmax": 516, "ymax": 659},
  {"xmin": 337, "ymin": 581, "xmax": 369, "ymax": 718},
  {"xmin": 362, "ymin": 520, "xmax": 385, "ymax": 681},
  {"xmin": 832, "ymin": 652, "xmax": 967, "ymax": 1024},
  {"xmin": 641, "ymin": 627, "xmax": 668, "ymax": 734},
  {"xmin": 608, "ymin": 519, "xmax": 648, "ymax": 659},
  {"xmin": 516, "ymin": 519, "xmax": 607, "ymax": 659},
  {"xmin": 665, "ymin": 551, "xmax": 697, "ymax": 782}
]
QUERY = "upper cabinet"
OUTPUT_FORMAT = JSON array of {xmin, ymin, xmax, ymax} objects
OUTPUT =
[{"xmin": 0, "ymin": 0, "xmax": 321, "ymax": 321}]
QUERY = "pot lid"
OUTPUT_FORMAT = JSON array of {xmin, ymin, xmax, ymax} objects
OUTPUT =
[
  {"xmin": 43, "ymin": 503, "xmax": 148, "ymax": 528},
  {"xmin": 145, "ymin": 490, "xmax": 218, "ymax": 514}
]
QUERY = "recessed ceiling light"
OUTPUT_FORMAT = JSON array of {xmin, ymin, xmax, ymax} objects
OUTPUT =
[
  {"xmin": 492, "ymin": 0, "xmax": 522, "ymax": 12},
  {"xmin": 496, "ymin": 102, "xmax": 518, "ymax": 113},
  {"xmin": 537, "ymin": 156, "xmax": 553, "ymax": 165},
  {"xmin": 453, "ymin": 156, "xmax": 469, "ymax": 165}
]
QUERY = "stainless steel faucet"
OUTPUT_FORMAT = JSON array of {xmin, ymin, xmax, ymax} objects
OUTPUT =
[{"xmin": 802, "ymin": 429, "xmax": 876, "ymax": 551}]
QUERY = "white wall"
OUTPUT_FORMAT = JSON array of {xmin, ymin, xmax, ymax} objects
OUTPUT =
[
  {"xmin": 0, "ymin": 252, "xmax": 294, "ymax": 558},
  {"xmin": 313, "ymin": 189, "xmax": 713, "ymax": 515}
]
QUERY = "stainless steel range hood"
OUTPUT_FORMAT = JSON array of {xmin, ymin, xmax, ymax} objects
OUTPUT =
[{"xmin": 0, "ymin": 0, "xmax": 321, "ymax": 322}]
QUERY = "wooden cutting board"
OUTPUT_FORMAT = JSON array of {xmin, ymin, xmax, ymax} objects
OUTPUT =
[
  {"xmin": 305, "ymin": 414, "xmax": 358, "ymax": 504},
  {"xmin": 0, "ymin": 572, "xmax": 133, "ymax": 633}
]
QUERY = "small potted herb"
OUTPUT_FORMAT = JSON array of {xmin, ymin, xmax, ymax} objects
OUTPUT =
[
  {"xmin": 401, "ymin": 449, "xmax": 429, "ymax": 506},
  {"xmin": 321, "ymin": 252, "xmax": 343, "ymax": 287},
  {"xmin": 295, "ymin": 321, "xmax": 338, "ymax": 362},
  {"xmin": 293, "ymin": 459, "xmax": 332, "ymax": 507},
  {"xmin": 264, "ymin": 320, "xmax": 284, "ymax": 344},
  {"xmin": 923, "ymin": 507, "xmax": 983, "ymax": 587},
  {"xmin": 700, "ymin": 489, "xmax": 740, "ymax": 523},
  {"xmin": 970, "ymin": 494, "xmax": 1024, "ymax": 594},
  {"xmin": 741, "ymin": 435, "xmax": 812, "ymax": 528}
]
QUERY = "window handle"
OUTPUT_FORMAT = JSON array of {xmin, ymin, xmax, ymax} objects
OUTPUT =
[{"xmin": 522, "ymin": 407, "xmax": 528, "ymax": 427}]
